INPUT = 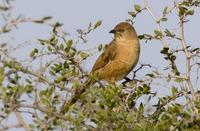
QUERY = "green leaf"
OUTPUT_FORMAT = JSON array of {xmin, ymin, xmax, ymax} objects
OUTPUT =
[
  {"xmin": 187, "ymin": 10, "xmax": 194, "ymax": 15},
  {"xmin": 146, "ymin": 73, "xmax": 154, "ymax": 77},
  {"xmin": 25, "ymin": 85, "xmax": 34, "ymax": 93},
  {"xmin": 33, "ymin": 16, "xmax": 52, "ymax": 24},
  {"xmin": 154, "ymin": 30, "xmax": 163, "ymax": 38},
  {"xmin": 171, "ymin": 87, "xmax": 178, "ymax": 96},
  {"xmin": 164, "ymin": 29, "xmax": 175, "ymax": 37},
  {"xmin": 175, "ymin": 78, "xmax": 184, "ymax": 83},
  {"xmin": 0, "ymin": 5, "xmax": 10, "ymax": 11},
  {"xmin": 65, "ymin": 40, "xmax": 73, "ymax": 53},
  {"xmin": 192, "ymin": 48, "xmax": 199, "ymax": 52},
  {"xmin": 88, "ymin": 22, "xmax": 92, "ymax": 29},
  {"xmin": 128, "ymin": 11, "xmax": 136, "ymax": 17},
  {"xmin": 40, "ymin": 97, "xmax": 50, "ymax": 106},
  {"xmin": 171, "ymin": 55, "xmax": 176, "ymax": 61},
  {"xmin": 161, "ymin": 17, "xmax": 168, "ymax": 21},
  {"xmin": 63, "ymin": 61, "xmax": 69, "ymax": 68},
  {"xmin": 50, "ymin": 35, "xmax": 58, "ymax": 46},
  {"xmin": 138, "ymin": 103, "xmax": 144, "ymax": 112},
  {"xmin": 54, "ymin": 22, "xmax": 63, "ymax": 28},
  {"xmin": 153, "ymin": 70, "xmax": 161, "ymax": 75},
  {"xmin": 29, "ymin": 124, "xmax": 36, "ymax": 129},
  {"xmin": 98, "ymin": 44, "xmax": 103, "ymax": 51},
  {"xmin": 0, "ymin": 43, "xmax": 7, "ymax": 48},
  {"xmin": 38, "ymin": 39, "xmax": 50, "ymax": 45},
  {"xmin": 73, "ymin": 80, "xmax": 79, "ymax": 89},
  {"xmin": 160, "ymin": 47, "xmax": 169, "ymax": 54},
  {"xmin": 138, "ymin": 35, "xmax": 145, "ymax": 40},
  {"xmin": 60, "ymin": 44, "xmax": 64, "ymax": 50},
  {"xmin": 163, "ymin": 6, "xmax": 168, "ymax": 15},
  {"xmin": 66, "ymin": 40, "xmax": 73, "ymax": 47},
  {"xmin": 54, "ymin": 76, "xmax": 65, "ymax": 83},
  {"xmin": 47, "ymin": 46, "xmax": 52, "ymax": 51},
  {"xmin": 126, "ymin": 112, "xmax": 134, "ymax": 122},
  {"xmin": 178, "ymin": 6, "xmax": 188, "ymax": 16},
  {"xmin": 53, "ymin": 22, "xmax": 63, "ymax": 34},
  {"xmin": 42, "ymin": 16, "xmax": 52, "ymax": 21},
  {"xmin": 134, "ymin": 4, "xmax": 141, "ymax": 12},
  {"xmin": 30, "ymin": 48, "xmax": 38, "ymax": 57},
  {"xmin": 143, "ymin": 84, "xmax": 151, "ymax": 94},
  {"xmin": 80, "ymin": 52, "xmax": 89, "ymax": 60},
  {"xmin": 94, "ymin": 20, "xmax": 102, "ymax": 29},
  {"xmin": 0, "ymin": 67, "xmax": 4, "ymax": 85}
]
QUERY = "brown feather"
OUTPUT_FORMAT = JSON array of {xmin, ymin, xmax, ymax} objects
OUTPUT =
[
  {"xmin": 91, "ymin": 41, "xmax": 116, "ymax": 72},
  {"xmin": 61, "ymin": 22, "xmax": 140, "ymax": 113}
]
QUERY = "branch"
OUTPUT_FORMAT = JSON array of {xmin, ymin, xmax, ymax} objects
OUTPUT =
[
  {"xmin": 14, "ymin": 111, "xmax": 31, "ymax": 131},
  {"xmin": 0, "ymin": 124, "xmax": 21, "ymax": 130},
  {"xmin": 179, "ymin": 17, "xmax": 196, "ymax": 99},
  {"xmin": 144, "ymin": 0, "xmax": 168, "ymax": 47},
  {"xmin": 133, "ymin": 63, "xmax": 153, "ymax": 78},
  {"xmin": 17, "ymin": 104, "xmax": 69, "ymax": 121}
]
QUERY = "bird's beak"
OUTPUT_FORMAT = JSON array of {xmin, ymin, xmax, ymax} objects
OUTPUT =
[{"xmin": 109, "ymin": 29, "xmax": 116, "ymax": 34}]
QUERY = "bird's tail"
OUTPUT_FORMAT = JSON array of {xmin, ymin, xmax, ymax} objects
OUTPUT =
[{"xmin": 60, "ymin": 78, "xmax": 95, "ymax": 113}]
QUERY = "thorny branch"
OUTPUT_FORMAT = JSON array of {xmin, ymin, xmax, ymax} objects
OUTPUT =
[
  {"xmin": 144, "ymin": 0, "xmax": 168, "ymax": 47},
  {"xmin": 143, "ymin": 0, "xmax": 199, "ymax": 115}
]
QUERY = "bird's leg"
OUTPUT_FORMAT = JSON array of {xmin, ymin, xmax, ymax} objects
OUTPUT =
[{"xmin": 122, "ymin": 77, "xmax": 132, "ymax": 86}]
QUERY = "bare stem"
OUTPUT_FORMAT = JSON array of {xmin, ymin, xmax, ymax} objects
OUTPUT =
[
  {"xmin": 14, "ymin": 111, "xmax": 31, "ymax": 131},
  {"xmin": 179, "ymin": 18, "xmax": 195, "ymax": 99},
  {"xmin": 144, "ymin": 0, "xmax": 168, "ymax": 47},
  {"xmin": 17, "ymin": 104, "xmax": 69, "ymax": 121}
]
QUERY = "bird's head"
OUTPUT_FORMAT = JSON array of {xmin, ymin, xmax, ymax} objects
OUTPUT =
[{"xmin": 109, "ymin": 22, "xmax": 137, "ymax": 41}]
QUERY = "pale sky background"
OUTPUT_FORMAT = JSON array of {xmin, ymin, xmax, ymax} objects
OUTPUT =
[
  {"xmin": 7, "ymin": 0, "xmax": 199, "ymax": 91},
  {"xmin": 0, "ymin": 0, "xmax": 200, "ymax": 130}
]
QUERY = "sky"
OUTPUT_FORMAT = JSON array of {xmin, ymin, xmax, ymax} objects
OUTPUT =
[
  {"xmin": 1, "ymin": 0, "xmax": 200, "ymax": 130},
  {"xmin": 7, "ymin": 0, "xmax": 199, "ymax": 72},
  {"xmin": 7, "ymin": 0, "xmax": 199, "ymax": 90}
]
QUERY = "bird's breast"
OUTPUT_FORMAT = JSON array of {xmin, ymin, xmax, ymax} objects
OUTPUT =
[{"xmin": 115, "ymin": 40, "xmax": 140, "ymax": 67}]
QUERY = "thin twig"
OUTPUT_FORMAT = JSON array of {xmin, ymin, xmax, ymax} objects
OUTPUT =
[
  {"xmin": 179, "ymin": 18, "xmax": 196, "ymax": 99},
  {"xmin": 14, "ymin": 111, "xmax": 31, "ymax": 131},
  {"xmin": 144, "ymin": 0, "xmax": 168, "ymax": 47},
  {"xmin": 17, "ymin": 104, "xmax": 69, "ymax": 121}
]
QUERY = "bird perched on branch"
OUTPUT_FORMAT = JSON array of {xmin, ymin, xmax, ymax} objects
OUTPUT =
[{"xmin": 61, "ymin": 22, "xmax": 140, "ymax": 113}]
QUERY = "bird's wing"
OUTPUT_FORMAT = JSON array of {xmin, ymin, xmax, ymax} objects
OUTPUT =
[
  {"xmin": 91, "ymin": 41, "xmax": 116, "ymax": 72},
  {"xmin": 62, "ymin": 41, "xmax": 118, "ymax": 113}
]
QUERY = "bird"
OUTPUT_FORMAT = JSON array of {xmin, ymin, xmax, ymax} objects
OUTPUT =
[{"xmin": 61, "ymin": 22, "xmax": 140, "ymax": 113}]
